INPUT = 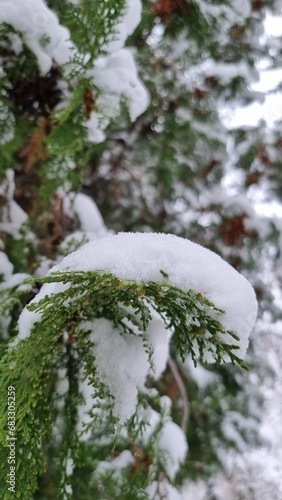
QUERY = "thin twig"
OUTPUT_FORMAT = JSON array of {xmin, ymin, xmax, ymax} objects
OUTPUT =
[
  {"xmin": 154, "ymin": 472, "xmax": 166, "ymax": 500},
  {"xmin": 168, "ymin": 356, "xmax": 189, "ymax": 432}
]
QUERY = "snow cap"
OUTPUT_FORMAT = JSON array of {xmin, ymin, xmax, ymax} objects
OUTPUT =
[
  {"xmin": 57, "ymin": 232, "xmax": 258, "ymax": 359},
  {"xmin": 17, "ymin": 232, "xmax": 258, "ymax": 362}
]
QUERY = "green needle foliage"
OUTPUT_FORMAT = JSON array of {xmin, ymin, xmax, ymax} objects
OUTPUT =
[
  {"xmin": 27, "ymin": 269, "xmax": 246, "ymax": 368},
  {"xmin": 0, "ymin": 269, "xmax": 247, "ymax": 498},
  {"xmin": 0, "ymin": 0, "xmax": 281, "ymax": 497}
]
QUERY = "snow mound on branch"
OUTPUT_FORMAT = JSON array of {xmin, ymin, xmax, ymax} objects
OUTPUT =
[
  {"xmin": 81, "ymin": 316, "xmax": 171, "ymax": 421},
  {"xmin": 85, "ymin": 0, "xmax": 148, "ymax": 142},
  {"xmin": 0, "ymin": 251, "xmax": 30, "ymax": 339},
  {"xmin": 17, "ymin": 232, "xmax": 257, "ymax": 362},
  {"xmin": 0, "ymin": 0, "xmax": 148, "ymax": 140},
  {"xmin": 199, "ymin": 60, "xmax": 258, "ymax": 87},
  {"xmin": 0, "ymin": 252, "xmax": 13, "ymax": 280},
  {"xmin": 55, "ymin": 232, "xmax": 257, "ymax": 358},
  {"xmin": 104, "ymin": 0, "xmax": 142, "ymax": 54},
  {"xmin": 198, "ymin": 0, "xmax": 251, "ymax": 27},
  {"xmin": 91, "ymin": 49, "xmax": 149, "ymax": 122},
  {"xmin": 16, "ymin": 232, "xmax": 257, "ymax": 420},
  {"xmin": 96, "ymin": 450, "xmax": 135, "ymax": 476},
  {"xmin": 142, "ymin": 409, "xmax": 188, "ymax": 479},
  {"xmin": 147, "ymin": 481, "xmax": 181, "ymax": 500},
  {"xmin": 63, "ymin": 192, "xmax": 110, "ymax": 237},
  {"xmin": 0, "ymin": 0, "xmax": 72, "ymax": 73},
  {"xmin": 94, "ymin": 408, "xmax": 187, "ymax": 480},
  {"xmin": 0, "ymin": 170, "xmax": 28, "ymax": 236}
]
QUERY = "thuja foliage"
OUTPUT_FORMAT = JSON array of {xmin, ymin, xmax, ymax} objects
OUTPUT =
[
  {"xmin": 0, "ymin": 0, "xmax": 126, "ymax": 191},
  {"xmin": 0, "ymin": 269, "xmax": 247, "ymax": 498},
  {"xmin": 26, "ymin": 270, "xmax": 247, "ymax": 368},
  {"xmin": 56, "ymin": 0, "xmax": 127, "ymax": 64},
  {"xmin": 1, "ymin": 0, "xmax": 281, "ymax": 497}
]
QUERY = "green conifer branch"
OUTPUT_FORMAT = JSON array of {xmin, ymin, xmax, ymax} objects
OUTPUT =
[
  {"xmin": 0, "ymin": 267, "xmax": 248, "ymax": 496},
  {"xmin": 23, "ymin": 269, "xmax": 248, "ymax": 368},
  {"xmin": 57, "ymin": 0, "xmax": 127, "ymax": 67}
]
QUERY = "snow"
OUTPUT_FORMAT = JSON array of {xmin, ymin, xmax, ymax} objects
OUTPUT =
[
  {"xmin": 0, "ymin": 0, "xmax": 73, "ymax": 73},
  {"xmin": 0, "ymin": 251, "xmax": 30, "ymax": 340},
  {"xmin": 210, "ymin": 449, "xmax": 282, "ymax": 499},
  {"xmin": 63, "ymin": 192, "xmax": 109, "ymax": 237},
  {"xmin": 0, "ymin": 252, "xmax": 13, "ymax": 280},
  {"xmin": 65, "ymin": 456, "xmax": 74, "ymax": 477},
  {"xmin": 0, "ymin": 245, "xmax": 29, "ymax": 292},
  {"xmin": 181, "ymin": 480, "xmax": 208, "ymax": 500},
  {"xmin": 1, "ymin": 273, "xmax": 30, "ymax": 291},
  {"xmin": 198, "ymin": 0, "xmax": 251, "ymax": 28},
  {"xmin": 158, "ymin": 420, "xmax": 188, "ymax": 478},
  {"xmin": 0, "ymin": 0, "xmax": 148, "ymax": 142},
  {"xmin": 96, "ymin": 450, "xmax": 135, "ymax": 475},
  {"xmin": 84, "ymin": 0, "xmax": 148, "ymax": 140},
  {"xmin": 59, "ymin": 231, "xmax": 101, "ymax": 256},
  {"xmin": 83, "ymin": 318, "xmax": 149, "ymax": 421},
  {"xmin": 80, "ymin": 315, "xmax": 171, "ymax": 421},
  {"xmin": 77, "ymin": 368, "xmax": 96, "ymax": 440},
  {"xmin": 53, "ymin": 232, "xmax": 257, "ymax": 357},
  {"xmin": 16, "ymin": 280, "xmax": 68, "ymax": 346},
  {"xmin": 273, "ymin": 0, "xmax": 282, "ymax": 14},
  {"xmin": 16, "ymin": 232, "xmax": 257, "ymax": 419},
  {"xmin": 90, "ymin": 48, "xmax": 149, "ymax": 123},
  {"xmin": 201, "ymin": 61, "xmax": 259, "ymax": 86},
  {"xmin": 0, "ymin": 102, "xmax": 15, "ymax": 146},
  {"xmin": 147, "ymin": 480, "xmax": 182, "ymax": 500},
  {"xmin": 0, "ymin": 170, "xmax": 28, "ymax": 236},
  {"xmin": 142, "ymin": 409, "xmax": 188, "ymax": 478},
  {"xmin": 85, "ymin": 112, "xmax": 107, "ymax": 144},
  {"xmin": 192, "ymin": 120, "xmax": 227, "ymax": 144},
  {"xmin": 35, "ymin": 258, "xmax": 55, "ymax": 278},
  {"xmin": 221, "ymin": 418, "xmax": 248, "ymax": 452},
  {"xmin": 56, "ymin": 368, "xmax": 69, "ymax": 398},
  {"xmin": 185, "ymin": 358, "xmax": 219, "ymax": 390},
  {"xmin": 16, "ymin": 232, "xmax": 257, "ymax": 361},
  {"xmin": 104, "ymin": 0, "xmax": 142, "ymax": 54},
  {"xmin": 0, "ymin": 201, "xmax": 28, "ymax": 236},
  {"xmin": 147, "ymin": 314, "xmax": 173, "ymax": 377},
  {"xmin": 232, "ymin": 0, "xmax": 251, "ymax": 19}
]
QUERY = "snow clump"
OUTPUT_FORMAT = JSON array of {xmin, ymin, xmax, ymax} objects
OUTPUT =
[
  {"xmin": 16, "ymin": 232, "xmax": 257, "ymax": 421},
  {"xmin": 49, "ymin": 232, "xmax": 257, "ymax": 356},
  {"xmin": 0, "ymin": 0, "xmax": 72, "ymax": 73},
  {"xmin": 86, "ymin": 0, "xmax": 149, "ymax": 142},
  {"xmin": 79, "ymin": 314, "xmax": 172, "ymax": 421}
]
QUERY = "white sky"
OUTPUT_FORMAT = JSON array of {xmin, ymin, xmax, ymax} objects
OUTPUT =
[
  {"xmin": 226, "ymin": 14, "xmax": 282, "ymax": 128},
  {"xmin": 223, "ymin": 14, "xmax": 282, "ymax": 217}
]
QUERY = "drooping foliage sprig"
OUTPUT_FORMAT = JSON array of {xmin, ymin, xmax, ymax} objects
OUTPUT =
[{"xmin": 26, "ymin": 269, "xmax": 247, "ymax": 368}]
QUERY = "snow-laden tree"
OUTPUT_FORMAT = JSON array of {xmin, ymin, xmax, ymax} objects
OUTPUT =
[{"xmin": 0, "ymin": 0, "xmax": 281, "ymax": 498}]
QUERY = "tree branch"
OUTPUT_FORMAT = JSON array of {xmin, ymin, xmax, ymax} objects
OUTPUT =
[{"xmin": 168, "ymin": 356, "xmax": 189, "ymax": 432}]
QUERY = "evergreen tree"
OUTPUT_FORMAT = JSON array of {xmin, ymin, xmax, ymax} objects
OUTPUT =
[{"xmin": 0, "ymin": 0, "xmax": 281, "ymax": 498}]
